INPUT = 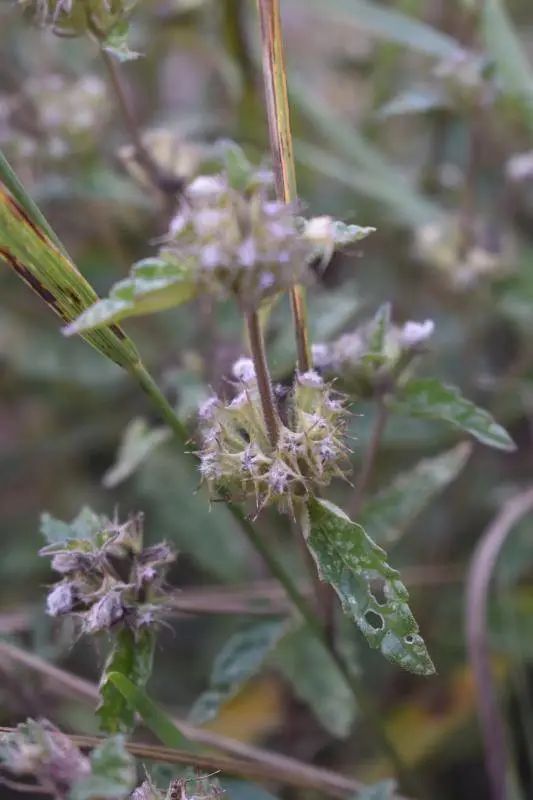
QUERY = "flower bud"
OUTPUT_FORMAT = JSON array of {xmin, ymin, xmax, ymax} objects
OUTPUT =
[
  {"xmin": 46, "ymin": 583, "xmax": 76, "ymax": 616},
  {"xmin": 84, "ymin": 591, "xmax": 125, "ymax": 633}
]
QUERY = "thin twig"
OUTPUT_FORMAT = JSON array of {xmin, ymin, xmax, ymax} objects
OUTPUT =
[
  {"xmin": 0, "ymin": 642, "xmax": 379, "ymax": 800},
  {"xmin": 465, "ymin": 486, "xmax": 533, "ymax": 800},
  {"xmin": 0, "ymin": 776, "xmax": 52, "ymax": 795},
  {"xmin": 246, "ymin": 311, "xmax": 280, "ymax": 446},
  {"xmin": 256, "ymin": 0, "xmax": 311, "ymax": 373}
]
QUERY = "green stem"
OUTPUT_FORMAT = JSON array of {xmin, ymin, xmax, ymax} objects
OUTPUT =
[{"xmin": 256, "ymin": 0, "xmax": 311, "ymax": 373}]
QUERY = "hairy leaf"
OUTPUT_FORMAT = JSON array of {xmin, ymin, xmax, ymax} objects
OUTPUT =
[
  {"xmin": 70, "ymin": 736, "xmax": 136, "ymax": 800},
  {"xmin": 40, "ymin": 507, "xmax": 107, "ymax": 546},
  {"xmin": 300, "ymin": 0, "xmax": 462, "ymax": 59},
  {"xmin": 304, "ymin": 499, "xmax": 435, "ymax": 676},
  {"xmin": 0, "ymin": 179, "xmax": 140, "ymax": 370},
  {"xmin": 189, "ymin": 619, "xmax": 287, "ymax": 724},
  {"xmin": 359, "ymin": 443, "xmax": 471, "ymax": 546},
  {"xmin": 272, "ymin": 625, "xmax": 357, "ymax": 738},
  {"xmin": 64, "ymin": 258, "xmax": 197, "ymax": 335},
  {"xmin": 107, "ymin": 672, "xmax": 194, "ymax": 750},
  {"xmin": 393, "ymin": 378, "xmax": 516, "ymax": 451},
  {"xmin": 483, "ymin": 0, "xmax": 533, "ymax": 130},
  {"xmin": 103, "ymin": 418, "xmax": 171, "ymax": 488},
  {"xmin": 98, "ymin": 628, "xmax": 155, "ymax": 733}
]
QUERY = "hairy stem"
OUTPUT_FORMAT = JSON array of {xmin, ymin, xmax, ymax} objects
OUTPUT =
[
  {"xmin": 246, "ymin": 310, "xmax": 280, "ymax": 446},
  {"xmin": 257, "ymin": 0, "xmax": 311, "ymax": 373}
]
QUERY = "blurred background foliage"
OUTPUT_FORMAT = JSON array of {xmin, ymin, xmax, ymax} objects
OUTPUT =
[{"xmin": 1, "ymin": 1, "xmax": 533, "ymax": 798}]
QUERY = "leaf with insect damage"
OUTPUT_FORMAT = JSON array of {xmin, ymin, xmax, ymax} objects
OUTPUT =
[{"xmin": 304, "ymin": 498, "xmax": 435, "ymax": 676}]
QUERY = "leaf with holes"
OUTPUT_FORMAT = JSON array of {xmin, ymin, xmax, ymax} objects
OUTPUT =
[
  {"xmin": 393, "ymin": 378, "xmax": 516, "ymax": 451},
  {"xmin": 189, "ymin": 619, "xmax": 287, "ymax": 724},
  {"xmin": 359, "ymin": 443, "xmax": 471, "ymax": 546},
  {"xmin": 98, "ymin": 628, "xmax": 155, "ymax": 733},
  {"xmin": 63, "ymin": 257, "xmax": 197, "ymax": 335},
  {"xmin": 304, "ymin": 499, "xmax": 435, "ymax": 676}
]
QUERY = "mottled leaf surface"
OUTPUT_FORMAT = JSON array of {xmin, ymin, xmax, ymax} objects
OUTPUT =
[
  {"xmin": 359, "ymin": 443, "xmax": 471, "ymax": 545},
  {"xmin": 98, "ymin": 628, "xmax": 155, "ymax": 733},
  {"xmin": 189, "ymin": 619, "xmax": 287, "ymax": 724},
  {"xmin": 305, "ymin": 499, "xmax": 435, "ymax": 675},
  {"xmin": 103, "ymin": 417, "xmax": 171, "ymax": 488},
  {"xmin": 64, "ymin": 257, "xmax": 196, "ymax": 335},
  {"xmin": 272, "ymin": 625, "xmax": 357, "ymax": 738},
  {"xmin": 393, "ymin": 378, "xmax": 515, "ymax": 451}
]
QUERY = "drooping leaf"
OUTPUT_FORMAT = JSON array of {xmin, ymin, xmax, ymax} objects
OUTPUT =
[
  {"xmin": 98, "ymin": 628, "xmax": 155, "ymax": 733},
  {"xmin": 107, "ymin": 672, "xmax": 195, "ymax": 751},
  {"xmin": 189, "ymin": 619, "xmax": 287, "ymax": 724},
  {"xmin": 300, "ymin": 0, "xmax": 462, "ymax": 59},
  {"xmin": 304, "ymin": 499, "xmax": 435, "ymax": 676},
  {"xmin": 103, "ymin": 418, "xmax": 171, "ymax": 488},
  {"xmin": 378, "ymin": 86, "xmax": 449, "ymax": 118},
  {"xmin": 359, "ymin": 443, "xmax": 472, "ymax": 546},
  {"xmin": 272, "ymin": 625, "xmax": 357, "ymax": 738},
  {"xmin": 393, "ymin": 377, "xmax": 516, "ymax": 451},
  {"xmin": 63, "ymin": 257, "xmax": 197, "ymax": 335},
  {"xmin": 102, "ymin": 20, "xmax": 141, "ymax": 62},
  {"xmin": 0, "ymin": 177, "xmax": 140, "ymax": 371},
  {"xmin": 483, "ymin": 0, "xmax": 533, "ymax": 130},
  {"xmin": 70, "ymin": 736, "xmax": 136, "ymax": 800},
  {"xmin": 40, "ymin": 507, "xmax": 108, "ymax": 546}
]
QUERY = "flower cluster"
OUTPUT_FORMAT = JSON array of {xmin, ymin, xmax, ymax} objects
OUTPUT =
[
  {"xmin": 40, "ymin": 513, "xmax": 175, "ymax": 635},
  {"xmin": 312, "ymin": 305, "xmax": 434, "ymax": 398},
  {"xmin": 0, "ymin": 74, "xmax": 109, "ymax": 166},
  {"xmin": 198, "ymin": 359, "xmax": 350, "ymax": 514},
  {"xmin": 414, "ymin": 218, "xmax": 514, "ymax": 289},
  {"xmin": 0, "ymin": 719, "xmax": 90, "ymax": 799},
  {"xmin": 159, "ymin": 171, "xmax": 314, "ymax": 311},
  {"xmin": 19, "ymin": 0, "xmax": 137, "ymax": 37}
]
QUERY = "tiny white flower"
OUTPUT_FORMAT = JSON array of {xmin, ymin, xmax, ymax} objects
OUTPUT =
[
  {"xmin": 298, "ymin": 370, "xmax": 323, "ymax": 387},
  {"xmin": 304, "ymin": 215, "xmax": 334, "ymax": 242},
  {"xmin": 198, "ymin": 396, "xmax": 219, "ymax": 420},
  {"xmin": 186, "ymin": 174, "xmax": 226, "ymax": 200},
  {"xmin": 400, "ymin": 319, "xmax": 435, "ymax": 348},
  {"xmin": 232, "ymin": 357, "xmax": 256, "ymax": 384}
]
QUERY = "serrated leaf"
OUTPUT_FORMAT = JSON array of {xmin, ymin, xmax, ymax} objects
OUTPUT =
[
  {"xmin": 483, "ymin": 0, "xmax": 533, "ymax": 130},
  {"xmin": 107, "ymin": 672, "xmax": 195, "ymax": 751},
  {"xmin": 0, "ymin": 173, "xmax": 140, "ymax": 371},
  {"xmin": 40, "ymin": 506, "xmax": 107, "ymax": 545},
  {"xmin": 103, "ymin": 417, "xmax": 171, "ymax": 488},
  {"xmin": 102, "ymin": 20, "xmax": 141, "ymax": 62},
  {"xmin": 272, "ymin": 625, "xmax": 357, "ymax": 738},
  {"xmin": 70, "ymin": 736, "xmax": 136, "ymax": 800},
  {"xmin": 304, "ymin": 499, "xmax": 435, "ymax": 676},
  {"xmin": 189, "ymin": 619, "xmax": 287, "ymax": 724},
  {"xmin": 98, "ymin": 628, "xmax": 155, "ymax": 733},
  {"xmin": 393, "ymin": 377, "xmax": 516, "ymax": 451},
  {"xmin": 359, "ymin": 443, "xmax": 471, "ymax": 546},
  {"xmin": 64, "ymin": 257, "xmax": 197, "ymax": 335}
]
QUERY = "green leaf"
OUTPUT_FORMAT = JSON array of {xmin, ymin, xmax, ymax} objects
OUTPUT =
[
  {"xmin": 40, "ymin": 506, "xmax": 107, "ymax": 545},
  {"xmin": 219, "ymin": 140, "xmax": 255, "ymax": 191},
  {"xmin": 0, "ymin": 169, "xmax": 140, "ymax": 371},
  {"xmin": 70, "ymin": 736, "xmax": 136, "ymax": 800},
  {"xmin": 64, "ymin": 258, "xmax": 197, "ymax": 335},
  {"xmin": 107, "ymin": 672, "xmax": 195, "ymax": 751},
  {"xmin": 393, "ymin": 377, "xmax": 516, "ymax": 451},
  {"xmin": 355, "ymin": 780, "xmax": 396, "ymax": 800},
  {"xmin": 272, "ymin": 625, "xmax": 357, "ymax": 738},
  {"xmin": 378, "ymin": 86, "xmax": 449, "ymax": 118},
  {"xmin": 189, "ymin": 619, "xmax": 287, "ymax": 724},
  {"xmin": 300, "ymin": 0, "xmax": 462, "ymax": 59},
  {"xmin": 102, "ymin": 20, "xmax": 141, "ymax": 62},
  {"xmin": 483, "ymin": 0, "xmax": 533, "ymax": 130},
  {"xmin": 304, "ymin": 499, "xmax": 435, "ymax": 676},
  {"xmin": 359, "ymin": 443, "xmax": 471, "ymax": 546},
  {"xmin": 98, "ymin": 628, "xmax": 155, "ymax": 733},
  {"xmin": 103, "ymin": 418, "xmax": 171, "ymax": 488}
]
